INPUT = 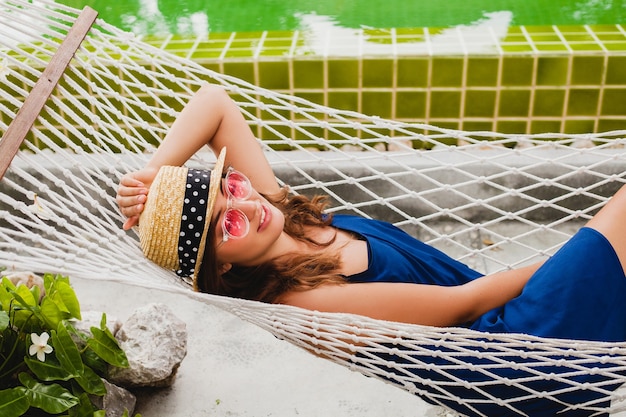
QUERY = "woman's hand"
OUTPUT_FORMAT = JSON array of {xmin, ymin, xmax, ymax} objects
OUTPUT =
[{"xmin": 116, "ymin": 167, "xmax": 158, "ymax": 230}]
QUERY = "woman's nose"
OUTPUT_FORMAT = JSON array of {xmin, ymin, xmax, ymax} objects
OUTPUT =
[{"xmin": 230, "ymin": 199, "xmax": 258, "ymax": 219}]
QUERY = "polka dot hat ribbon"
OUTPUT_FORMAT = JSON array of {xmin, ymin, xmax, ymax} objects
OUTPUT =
[{"xmin": 176, "ymin": 169, "xmax": 211, "ymax": 278}]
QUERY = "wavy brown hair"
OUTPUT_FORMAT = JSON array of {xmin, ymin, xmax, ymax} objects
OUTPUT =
[{"xmin": 196, "ymin": 188, "xmax": 347, "ymax": 302}]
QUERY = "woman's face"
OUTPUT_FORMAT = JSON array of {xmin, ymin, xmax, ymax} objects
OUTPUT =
[{"xmin": 211, "ymin": 175, "xmax": 286, "ymax": 267}]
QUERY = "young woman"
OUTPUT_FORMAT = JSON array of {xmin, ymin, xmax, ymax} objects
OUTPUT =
[
  {"xmin": 117, "ymin": 83, "xmax": 626, "ymax": 339},
  {"xmin": 117, "ymin": 84, "xmax": 626, "ymax": 415}
]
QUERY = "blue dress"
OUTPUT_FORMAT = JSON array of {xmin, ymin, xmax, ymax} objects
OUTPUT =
[{"xmin": 331, "ymin": 215, "xmax": 626, "ymax": 416}]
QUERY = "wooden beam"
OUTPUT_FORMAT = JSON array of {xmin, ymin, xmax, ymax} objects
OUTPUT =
[{"xmin": 0, "ymin": 6, "xmax": 98, "ymax": 180}]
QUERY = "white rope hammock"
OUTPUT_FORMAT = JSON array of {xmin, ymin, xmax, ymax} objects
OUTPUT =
[{"xmin": 2, "ymin": 1, "xmax": 626, "ymax": 415}]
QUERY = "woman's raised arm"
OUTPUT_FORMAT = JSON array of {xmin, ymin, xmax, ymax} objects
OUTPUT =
[
  {"xmin": 117, "ymin": 84, "xmax": 279, "ymax": 229},
  {"xmin": 146, "ymin": 84, "xmax": 279, "ymax": 194}
]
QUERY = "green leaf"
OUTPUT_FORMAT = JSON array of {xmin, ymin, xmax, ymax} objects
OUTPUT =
[
  {"xmin": 54, "ymin": 281, "xmax": 81, "ymax": 320},
  {"xmin": 48, "ymin": 290, "xmax": 70, "ymax": 316},
  {"xmin": 40, "ymin": 297, "xmax": 64, "ymax": 330},
  {"xmin": 29, "ymin": 285, "xmax": 40, "ymax": 306},
  {"xmin": 43, "ymin": 273, "xmax": 55, "ymax": 294},
  {"xmin": 25, "ymin": 355, "xmax": 76, "ymax": 381},
  {"xmin": 0, "ymin": 283, "xmax": 13, "ymax": 312},
  {"xmin": 39, "ymin": 276, "xmax": 81, "ymax": 328},
  {"xmin": 18, "ymin": 373, "xmax": 78, "ymax": 414},
  {"xmin": 13, "ymin": 284, "xmax": 37, "ymax": 308},
  {"xmin": 53, "ymin": 274, "xmax": 71, "ymax": 286},
  {"xmin": 43, "ymin": 273, "xmax": 70, "ymax": 295},
  {"xmin": 1, "ymin": 277, "xmax": 17, "ymax": 291},
  {"xmin": 75, "ymin": 365, "xmax": 106, "ymax": 395},
  {"xmin": 0, "ymin": 387, "xmax": 30, "ymax": 417},
  {"xmin": 81, "ymin": 347, "xmax": 108, "ymax": 375},
  {"xmin": 3, "ymin": 280, "xmax": 42, "ymax": 330},
  {"xmin": 68, "ymin": 392, "xmax": 97, "ymax": 417},
  {"xmin": 52, "ymin": 323, "xmax": 85, "ymax": 376},
  {"xmin": 0, "ymin": 310, "xmax": 9, "ymax": 331},
  {"xmin": 88, "ymin": 327, "xmax": 129, "ymax": 368}
]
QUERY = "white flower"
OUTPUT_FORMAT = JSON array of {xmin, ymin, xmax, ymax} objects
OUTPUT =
[
  {"xmin": 27, "ymin": 194, "xmax": 52, "ymax": 220},
  {"xmin": 29, "ymin": 332, "xmax": 53, "ymax": 362}
]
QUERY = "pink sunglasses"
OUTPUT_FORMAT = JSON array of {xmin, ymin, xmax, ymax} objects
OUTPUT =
[{"xmin": 217, "ymin": 168, "xmax": 253, "ymax": 247}]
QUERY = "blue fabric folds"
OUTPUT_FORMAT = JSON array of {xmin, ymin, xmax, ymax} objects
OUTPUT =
[{"xmin": 332, "ymin": 215, "xmax": 626, "ymax": 416}]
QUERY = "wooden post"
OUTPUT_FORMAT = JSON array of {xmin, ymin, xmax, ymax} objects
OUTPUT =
[{"xmin": 0, "ymin": 6, "xmax": 98, "ymax": 180}]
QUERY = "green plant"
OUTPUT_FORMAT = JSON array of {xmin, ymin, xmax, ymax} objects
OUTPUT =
[{"xmin": 0, "ymin": 271, "xmax": 133, "ymax": 417}]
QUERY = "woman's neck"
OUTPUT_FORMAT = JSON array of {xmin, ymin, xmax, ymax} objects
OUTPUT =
[{"xmin": 298, "ymin": 225, "xmax": 368, "ymax": 276}]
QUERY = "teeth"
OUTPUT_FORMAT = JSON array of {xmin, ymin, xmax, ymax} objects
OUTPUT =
[{"xmin": 260, "ymin": 206, "xmax": 266, "ymax": 225}]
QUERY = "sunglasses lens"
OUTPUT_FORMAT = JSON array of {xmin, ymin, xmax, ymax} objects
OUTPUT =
[
  {"xmin": 226, "ymin": 171, "xmax": 251, "ymax": 200},
  {"xmin": 224, "ymin": 209, "xmax": 249, "ymax": 238}
]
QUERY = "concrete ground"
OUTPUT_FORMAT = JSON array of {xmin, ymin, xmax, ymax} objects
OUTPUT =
[{"xmin": 73, "ymin": 272, "xmax": 626, "ymax": 417}]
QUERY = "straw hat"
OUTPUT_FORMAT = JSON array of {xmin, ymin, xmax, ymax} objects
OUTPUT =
[{"xmin": 138, "ymin": 147, "xmax": 226, "ymax": 290}]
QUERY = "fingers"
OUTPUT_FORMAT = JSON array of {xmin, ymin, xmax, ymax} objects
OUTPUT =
[
  {"xmin": 119, "ymin": 175, "xmax": 144, "ymax": 189},
  {"xmin": 117, "ymin": 179, "xmax": 147, "ymax": 210},
  {"xmin": 119, "ymin": 167, "xmax": 159, "ymax": 189},
  {"xmin": 116, "ymin": 193, "xmax": 146, "ymax": 216},
  {"xmin": 117, "ymin": 169, "xmax": 156, "ymax": 227},
  {"xmin": 123, "ymin": 215, "xmax": 140, "ymax": 231}
]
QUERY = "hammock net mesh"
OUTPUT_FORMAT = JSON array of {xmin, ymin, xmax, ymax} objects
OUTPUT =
[{"xmin": 2, "ymin": 1, "xmax": 626, "ymax": 415}]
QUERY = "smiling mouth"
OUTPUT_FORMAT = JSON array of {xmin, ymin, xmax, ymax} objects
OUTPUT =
[
  {"xmin": 257, "ymin": 203, "xmax": 270, "ymax": 232},
  {"xmin": 260, "ymin": 205, "xmax": 267, "ymax": 226}
]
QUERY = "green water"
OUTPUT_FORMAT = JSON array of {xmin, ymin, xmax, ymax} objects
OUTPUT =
[{"xmin": 56, "ymin": 0, "xmax": 624, "ymax": 36}]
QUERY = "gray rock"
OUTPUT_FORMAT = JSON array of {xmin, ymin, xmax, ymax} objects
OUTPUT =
[
  {"xmin": 108, "ymin": 303, "xmax": 187, "ymax": 387},
  {"xmin": 90, "ymin": 379, "xmax": 137, "ymax": 417}
]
